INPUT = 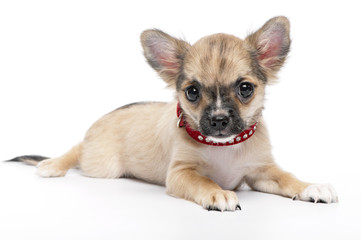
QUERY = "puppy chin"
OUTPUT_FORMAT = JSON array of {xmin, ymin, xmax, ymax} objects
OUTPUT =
[{"xmin": 206, "ymin": 135, "xmax": 237, "ymax": 144}]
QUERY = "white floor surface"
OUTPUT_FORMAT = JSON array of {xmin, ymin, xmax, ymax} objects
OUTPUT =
[{"xmin": 1, "ymin": 162, "xmax": 360, "ymax": 240}]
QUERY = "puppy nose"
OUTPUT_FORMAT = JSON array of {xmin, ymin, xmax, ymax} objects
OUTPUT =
[{"xmin": 210, "ymin": 115, "xmax": 229, "ymax": 130}]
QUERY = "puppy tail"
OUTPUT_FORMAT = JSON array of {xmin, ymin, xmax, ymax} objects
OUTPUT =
[
  {"xmin": 6, "ymin": 155, "xmax": 50, "ymax": 166},
  {"xmin": 7, "ymin": 144, "xmax": 82, "ymax": 177}
]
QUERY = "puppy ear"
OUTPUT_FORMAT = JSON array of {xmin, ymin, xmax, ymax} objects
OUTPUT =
[
  {"xmin": 141, "ymin": 29, "xmax": 190, "ymax": 87},
  {"xmin": 246, "ymin": 16, "xmax": 291, "ymax": 82}
]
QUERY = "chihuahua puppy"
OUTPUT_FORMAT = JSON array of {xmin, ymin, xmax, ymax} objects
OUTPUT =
[{"xmin": 11, "ymin": 16, "xmax": 337, "ymax": 211}]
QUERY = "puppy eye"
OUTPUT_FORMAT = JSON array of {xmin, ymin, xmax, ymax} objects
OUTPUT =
[
  {"xmin": 239, "ymin": 82, "xmax": 254, "ymax": 99},
  {"xmin": 185, "ymin": 86, "xmax": 200, "ymax": 102}
]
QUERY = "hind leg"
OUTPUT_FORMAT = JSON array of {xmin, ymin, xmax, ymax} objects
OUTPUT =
[
  {"xmin": 37, "ymin": 144, "xmax": 81, "ymax": 177},
  {"xmin": 78, "ymin": 141, "xmax": 126, "ymax": 179}
]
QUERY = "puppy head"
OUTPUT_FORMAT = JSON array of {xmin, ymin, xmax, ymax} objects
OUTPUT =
[{"xmin": 141, "ymin": 16, "xmax": 290, "ymax": 142}]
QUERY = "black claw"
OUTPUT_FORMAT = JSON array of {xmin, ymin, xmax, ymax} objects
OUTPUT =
[
  {"xmin": 206, "ymin": 205, "xmax": 241, "ymax": 211},
  {"xmin": 207, "ymin": 206, "xmax": 221, "ymax": 212},
  {"xmin": 308, "ymin": 197, "xmax": 329, "ymax": 204}
]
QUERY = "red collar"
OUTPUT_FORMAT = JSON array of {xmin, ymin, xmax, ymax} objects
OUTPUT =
[{"xmin": 177, "ymin": 103, "xmax": 257, "ymax": 146}]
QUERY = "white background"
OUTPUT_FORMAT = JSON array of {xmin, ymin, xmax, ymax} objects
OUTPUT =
[{"xmin": 1, "ymin": 0, "xmax": 361, "ymax": 239}]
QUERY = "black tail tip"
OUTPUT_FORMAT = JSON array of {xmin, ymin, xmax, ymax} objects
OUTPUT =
[{"xmin": 6, "ymin": 155, "xmax": 49, "ymax": 165}]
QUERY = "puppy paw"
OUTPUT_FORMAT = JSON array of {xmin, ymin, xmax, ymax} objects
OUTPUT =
[
  {"xmin": 296, "ymin": 184, "xmax": 338, "ymax": 204},
  {"xmin": 37, "ymin": 159, "xmax": 67, "ymax": 177},
  {"xmin": 201, "ymin": 190, "xmax": 240, "ymax": 211}
]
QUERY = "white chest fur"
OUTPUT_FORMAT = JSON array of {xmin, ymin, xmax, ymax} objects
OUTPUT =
[{"xmin": 200, "ymin": 144, "xmax": 256, "ymax": 190}]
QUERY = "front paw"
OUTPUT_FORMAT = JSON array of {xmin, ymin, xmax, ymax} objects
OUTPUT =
[
  {"xmin": 200, "ymin": 190, "xmax": 240, "ymax": 211},
  {"xmin": 296, "ymin": 184, "xmax": 338, "ymax": 204}
]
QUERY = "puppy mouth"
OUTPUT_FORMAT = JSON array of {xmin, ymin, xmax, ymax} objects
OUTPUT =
[
  {"xmin": 211, "ymin": 131, "xmax": 233, "ymax": 138},
  {"xmin": 205, "ymin": 129, "xmax": 237, "ymax": 143},
  {"xmin": 199, "ymin": 126, "xmax": 244, "ymax": 143},
  {"xmin": 206, "ymin": 134, "xmax": 237, "ymax": 144}
]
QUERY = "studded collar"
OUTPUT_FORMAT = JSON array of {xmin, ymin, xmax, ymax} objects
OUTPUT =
[{"xmin": 177, "ymin": 103, "xmax": 257, "ymax": 146}]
